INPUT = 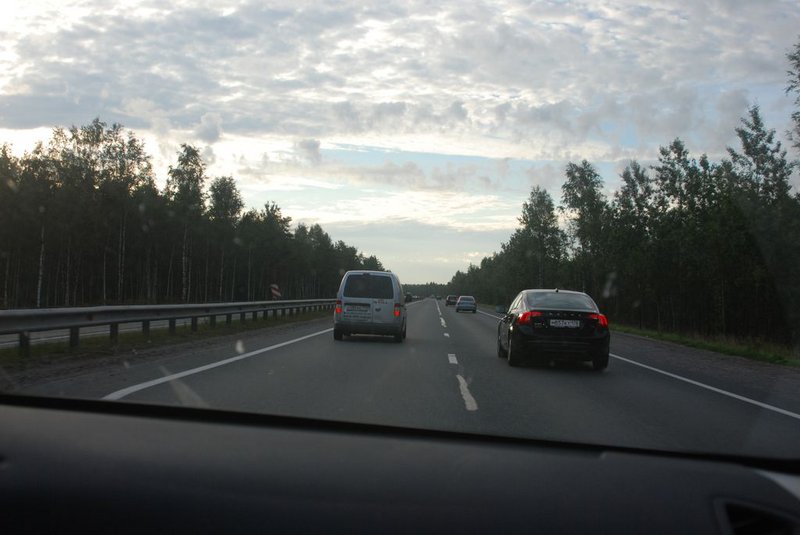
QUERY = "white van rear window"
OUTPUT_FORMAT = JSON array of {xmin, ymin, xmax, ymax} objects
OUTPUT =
[{"xmin": 343, "ymin": 274, "xmax": 393, "ymax": 299}]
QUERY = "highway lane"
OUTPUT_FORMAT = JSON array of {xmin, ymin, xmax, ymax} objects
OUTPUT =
[
  {"xmin": 19, "ymin": 298, "xmax": 800, "ymax": 459},
  {"xmin": 442, "ymin": 304, "xmax": 800, "ymax": 457}
]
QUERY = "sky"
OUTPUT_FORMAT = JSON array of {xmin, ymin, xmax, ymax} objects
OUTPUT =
[{"xmin": 1, "ymin": 0, "xmax": 799, "ymax": 283}]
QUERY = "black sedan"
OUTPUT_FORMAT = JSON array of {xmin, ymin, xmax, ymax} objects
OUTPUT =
[{"xmin": 497, "ymin": 289, "xmax": 610, "ymax": 370}]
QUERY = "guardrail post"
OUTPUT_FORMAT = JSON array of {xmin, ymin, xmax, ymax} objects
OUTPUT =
[
  {"xmin": 168, "ymin": 319, "xmax": 176, "ymax": 334},
  {"xmin": 240, "ymin": 312, "xmax": 246, "ymax": 323},
  {"xmin": 251, "ymin": 311, "xmax": 258, "ymax": 321},
  {"xmin": 191, "ymin": 317, "xmax": 198, "ymax": 332},
  {"xmin": 209, "ymin": 315, "xmax": 216, "ymax": 328},
  {"xmin": 110, "ymin": 323, "xmax": 119, "ymax": 344},
  {"xmin": 142, "ymin": 320, "xmax": 150, "ymax": 338},
  {"xmin": 19, "ymin": 331, "xmax": 30, "ymax": 357},
  {"xmin": 226, "ymin": 314, "xmax": 232, "ymax": 326},
  {"xmin": 69, "ymin": 327, "xmax": 79, "ymax": 349}
]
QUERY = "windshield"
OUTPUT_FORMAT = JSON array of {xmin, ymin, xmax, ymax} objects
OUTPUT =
[{"xmin": 1, "ymin": 1, "xmax": 800, "ymax": 463}]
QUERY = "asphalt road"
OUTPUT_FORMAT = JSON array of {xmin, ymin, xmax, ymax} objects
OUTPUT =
[{"xmin": 19, "ymin": 298, "xmax": 800, "ymax": 459}]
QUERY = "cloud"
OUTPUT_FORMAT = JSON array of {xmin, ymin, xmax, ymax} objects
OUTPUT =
[
  {"xmin": 526, "ymin": 163, "xmax": 567, "ymax": 193},
  {"xmin": 294, "ymin": 138, "xmax": 322, "ymax": 165},
  {"xmin": 201, "ymin": 145, "xmax": 216, "ymax": 165},
  {"xmin": 1, "ymin": 0, "xmax": 797, "ymax": 166},
  {"xmin": 195, "ymin": 112, "xmax": 222, "ymax": 143}
]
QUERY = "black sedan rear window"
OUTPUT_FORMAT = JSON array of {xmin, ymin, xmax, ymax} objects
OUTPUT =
[
  {"xmin": 343, "ymin": 274, "xmax": 394, "ymax": 299},
  {"xmin": 525, "ymin": 292, "xmax": 596, "ymax": 311}
]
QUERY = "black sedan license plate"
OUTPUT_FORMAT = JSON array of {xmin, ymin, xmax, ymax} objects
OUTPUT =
[{"xmin": 550, "ymin": 319, "xmax": 580, "ymax": 328}]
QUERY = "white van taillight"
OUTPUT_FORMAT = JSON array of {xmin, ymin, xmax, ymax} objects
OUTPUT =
[
  {"xmin": 335, "ymin": 300, "xmax": 342, "ymax": 314},
  {"xmin": 394, "ymin": 303, "xmax": 401, "ymax": 317}
]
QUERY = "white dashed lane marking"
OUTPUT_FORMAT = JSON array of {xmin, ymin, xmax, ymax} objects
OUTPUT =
[
  {"xmin": 443, "ymin": 333, "xmax": 450, "ymax": 338},
  {"xmin": 448, "ymin": 353, "xmax": 457, "ymax": 364},
  {"xmin": 440, "ymin": 318, "xmax": 447, "ymax": 328},
  {"xmin": 456, "ymin": 375, "xmax": 478, "ymax": 411}
]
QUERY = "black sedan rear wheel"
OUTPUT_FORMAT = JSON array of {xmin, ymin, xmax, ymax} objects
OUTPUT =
[
  {"xmin": 507, "ymin": 336, "xmax": 522, "ymax": 367},
  {"xmin": 592, "ymin": 353, "xmax": 609, "ymax": 371},
  {"xmin": 497, "ymin": 333, "xmax": 507, "ymax": 359}
]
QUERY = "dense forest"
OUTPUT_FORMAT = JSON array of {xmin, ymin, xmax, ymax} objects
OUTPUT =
[
  {"xmin": 446, "ymin": 42, "xmax": 800, "ymax": 348},
  {"xmin": 0, "ymin": 125, "xmax": 383, "ymax": 309}
]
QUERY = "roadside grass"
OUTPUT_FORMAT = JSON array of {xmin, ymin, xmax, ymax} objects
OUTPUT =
[
  {"xmin": 611, "ymin": 323, "xmax": 800, "ymax": 367},
  {"xmin": 0, "ymin": 308, "xmax": 332, "ymax": 371}
]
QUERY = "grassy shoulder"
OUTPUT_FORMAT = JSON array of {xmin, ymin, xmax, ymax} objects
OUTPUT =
[
  {"xmin": 0, "ymin": 308, "xmax": 332, "ymax": 372},
  {"xmin": 612, "ymin": 323, "xmax": 800, "ymax": 367}
]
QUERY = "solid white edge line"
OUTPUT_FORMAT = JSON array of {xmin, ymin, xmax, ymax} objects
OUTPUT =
[
  {"xmin": 448, "ymin": 353, "xmax": 457, "ymax": 364},
  {"xmin": 456, "ymin": 374, "xmax": 478, "ymax": 411},
  {"xmin": 103, "ymin": 328, "xmax": 333, "ymax": 401},
  {"xmin": 610, "ymin": 353, "xmax": 800, "ymax": 421}
]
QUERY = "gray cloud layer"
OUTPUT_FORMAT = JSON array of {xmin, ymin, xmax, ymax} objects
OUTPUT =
[{"xmin": 1, "ymin": 0, "xmax": 798, "ymax": 161}]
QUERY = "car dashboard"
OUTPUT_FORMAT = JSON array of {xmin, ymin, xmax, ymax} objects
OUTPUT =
[{"xmin": 2, "ymin": 395, "xmax": 800, "ymax": 534}]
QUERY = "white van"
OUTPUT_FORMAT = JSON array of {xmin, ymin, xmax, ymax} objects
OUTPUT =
[{"xmin": 333, "ymin": 270, "xmax": 407, "ymax": 342}]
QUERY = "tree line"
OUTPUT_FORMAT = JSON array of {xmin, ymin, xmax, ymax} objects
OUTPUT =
[
  {"xmin": 0, "ymin": 121, "xmax": 383, "ymax": 309},
  {"xmin": 446, "ymin": 42, "xmax": 800, "ymax": 349}
]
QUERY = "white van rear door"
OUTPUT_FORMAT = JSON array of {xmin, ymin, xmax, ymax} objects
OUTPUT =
[
  {"xmin": 368, "ymin": 274, "xmax": 395, "ymax": 324},
  {"xmin": 341, "ymin": 273, "xmax": 395, "ymax": 325}
]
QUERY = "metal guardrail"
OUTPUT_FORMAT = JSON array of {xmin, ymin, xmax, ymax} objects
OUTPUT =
[{"xmin": 0, "ymin": 299, "xmax": 336, "ymax": 355}]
